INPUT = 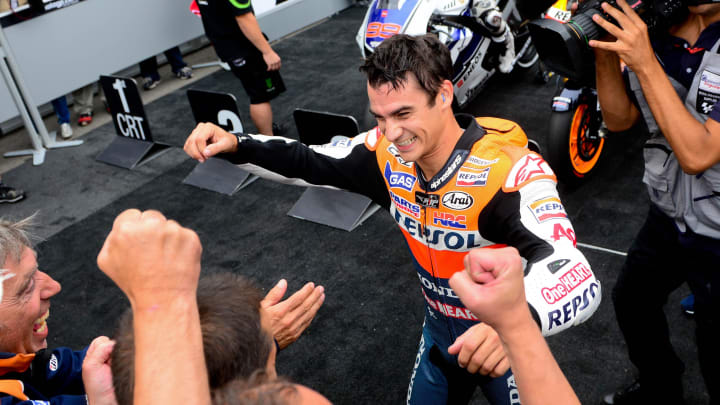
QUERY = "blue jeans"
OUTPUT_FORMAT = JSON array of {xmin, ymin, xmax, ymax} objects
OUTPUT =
[
  {"xmin": 51, "ymin": 96, "xmax": 70, "ymax": 124},
  {"xmin": 139, "ymin": 46, "xmax": 187, "ymax": 80}
]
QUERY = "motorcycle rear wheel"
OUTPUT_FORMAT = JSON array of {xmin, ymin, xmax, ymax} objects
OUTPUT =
[{"xmin": 546, "ymin": 102, "xmax": 605, "ymax": 186}]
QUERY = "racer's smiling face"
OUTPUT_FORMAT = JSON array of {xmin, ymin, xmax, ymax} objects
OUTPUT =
[
  {"xmin": 368, "ymin": 73, "xmax": 458, "ymax": 178},
  {"xmin": 0, "ymin": 247, "xmax": 62, "ymax": 354}
]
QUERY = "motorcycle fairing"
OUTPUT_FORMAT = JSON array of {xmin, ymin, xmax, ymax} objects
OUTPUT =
[{"xmin": 362, "ymin": 0, "xmax": 427, "ymax": 53}]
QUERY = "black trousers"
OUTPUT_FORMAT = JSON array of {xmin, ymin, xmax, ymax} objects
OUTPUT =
[{"xmin": 613, "ymin": 204, "xmax": 719, "ymax": 404}]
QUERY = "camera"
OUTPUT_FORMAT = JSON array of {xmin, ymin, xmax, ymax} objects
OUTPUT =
[{"xmin": 527, "ymin": 0, "xmax": 688, "ymax": 83}]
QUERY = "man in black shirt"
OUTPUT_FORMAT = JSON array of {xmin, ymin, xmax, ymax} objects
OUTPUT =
[{"xmin": 197, "ymin": 0, "xmax": 286, "ymax": 135}]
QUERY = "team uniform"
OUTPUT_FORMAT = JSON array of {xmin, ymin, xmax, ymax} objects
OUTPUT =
[
  {"xmin": 224, "ymin": 115, "xmax": 601, "ymax": 404},
  {"xmin": 0, "ymin": 348, "xmax": 88, "ymax": 405},
  {"xmin": 196, "ymin": 0, "xmax": 285, "ymax": 104},
  {"xmin": 613, "ymin": 22, "xmax": 720, "ymax": 402}
]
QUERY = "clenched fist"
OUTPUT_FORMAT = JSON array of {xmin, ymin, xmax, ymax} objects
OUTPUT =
[{"xmin": 97, "ymin": 209, "xmax": 202, "ymax": 309}]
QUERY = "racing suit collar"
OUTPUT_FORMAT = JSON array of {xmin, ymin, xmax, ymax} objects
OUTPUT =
[
  {"xmin": 0, "ymin": 351, "xmax": 35, "ymax": 376},
  {"xmin": 417, "ymin": 114, "xmax": 486, "ymax": 192}
]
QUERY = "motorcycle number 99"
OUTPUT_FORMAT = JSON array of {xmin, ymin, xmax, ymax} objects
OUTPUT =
[{"xmin": 366, "ymin": 22, "xmax": 402, "ymax": 39}]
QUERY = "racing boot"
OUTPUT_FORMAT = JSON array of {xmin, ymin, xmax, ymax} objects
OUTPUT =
[{"xmin": 471, "ymin": 2, "xmax": 515, "ymax": 73}]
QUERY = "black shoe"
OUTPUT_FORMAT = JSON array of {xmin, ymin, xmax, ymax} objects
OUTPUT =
[
  {"xmin": 604, "ymin": 380, "xmax": 685, "ymax": 405},
  {"xmin": 271, "ymin": 122, "xmax": 287, "ymax": 136},
  {"xmin": 0, "ymin": 185, "xmax": 25, "ymax": 203}
]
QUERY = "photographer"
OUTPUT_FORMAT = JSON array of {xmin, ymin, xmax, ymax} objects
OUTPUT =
[{"xmin": 590, "ymin": 0, "xmax": 720, "ymax": 403}]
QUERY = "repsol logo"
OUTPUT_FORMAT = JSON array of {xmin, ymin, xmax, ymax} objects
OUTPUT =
[
  {"xmin": 392, "ymin": 208, "xmax": 486, "ymax": 250},
  {"xmin": 384, "ymin": 162, "xmax": 416, "ymax": 191},
  {"xmin": 456, "ymin": 168, "xmax": 489, "ymax": 187},
  {"xmin": 442, "ymin": 191, "xmax": 474, "ymax": 210},
  {"xmin": 530, "ymin": 197, "xmax": 567, "ymax": 223},
  {"xmin": 547, "ymin": 281, "xmax": 599, "ymax": 331}
]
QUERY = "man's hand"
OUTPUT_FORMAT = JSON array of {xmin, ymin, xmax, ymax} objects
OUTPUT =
[
  {"xmin": 96, "ymin": 209, "xmax": 202, "ymax": 309},
  {"xmin": 449, "ymin": 247, "xmax": 529, "ymax": 333},
  {"xmin": 263, "ymin": 50, "xmax": 282, "ymax": 71},
  {"xmin": 82, "ymin": 336, "xmax": 117, "ymax": 405},
  {"xmin": 587, "ymin": 0, "xmax": 656, "ymax": 72},
  {"xmin": 447, "ymin": 323, "xmax": 510, "ymax": 377},
  {"xmin": 183, "ymin": 122, "xmax": 239, "ymax": 163},
  {"xmin": 261, "ymin": 279, "xmax": 325, "ymax": 349}
]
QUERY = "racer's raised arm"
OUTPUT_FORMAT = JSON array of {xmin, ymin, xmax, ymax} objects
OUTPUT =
[
  {"xmin": 184, "ymin": 122, "xmax": 390, "ymax": 207},
  {"xmin": 480, "ymin": 148, "xmax": 601, "ymax": 336}
]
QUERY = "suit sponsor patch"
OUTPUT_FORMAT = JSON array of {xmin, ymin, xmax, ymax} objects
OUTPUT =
[
  {"xmin": 432, "ymin": 212, "xmax": 467, "ymax": 229},
  {"xmin": 465, "ymin": 156, "xmax": 498, "ymax": 166},
  {"xmin": 504, "ymin": 154, "xmax": 555, "ymax": 190},
  {"xmin": 697, "ymin": 69, "xmax": 720, "ymax": 115},
  {"xmin": 387, "ymin": 144, "xmax": 413, "ymax": 167},
  {"xmin": 49, "ymin": 354, "xmax": 58, "ymax": 371},
  {"xmin": 442, "ymin": 191, "xmax": 474, "ymax": 210},
  {"xmin": 529, "ymin": 197, "xmax": 568, "ymax": 222},
  {"xmin": 456, "ymin": 167, "xmax": 490, "ymax": 187},
  {"xmin": 541, "ymin": 262, "xmax": 593, "ymax": 305},
  {"xmin": 384, "ymin": 162, "xmax": 416, "ymax": 191},
  {"xmin": 415, "ymin": 191, "xmax": 440, "ymax": 208},
  {"xmin": 389, "ymin": 191, "xmax": 421, "ymax": 218},
  {"xmin": 430, "ymin": 153, "xmax": 464, "ymax": 190}
]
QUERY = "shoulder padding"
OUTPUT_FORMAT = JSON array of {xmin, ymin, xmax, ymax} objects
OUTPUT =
[
  {"xmin": 502, "ymin": 152, "xmax": 557, "ymax": 192},
  {"xmin": 364, "ymin": 127, "xmax": 383, "ymax": 151},
  {"xmin": 475, "ymin": 117, "xmax": 528, "ymax": 148}
]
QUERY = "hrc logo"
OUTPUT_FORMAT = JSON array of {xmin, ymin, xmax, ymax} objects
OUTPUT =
[{"xmin": 432, "ymin": 212, "xmax": 467, "ymax": 229}]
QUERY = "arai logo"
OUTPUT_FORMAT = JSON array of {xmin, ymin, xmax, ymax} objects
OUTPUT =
[{"xmin": 441, "ymin": 191, "xmax": 474, "ymax": 210}]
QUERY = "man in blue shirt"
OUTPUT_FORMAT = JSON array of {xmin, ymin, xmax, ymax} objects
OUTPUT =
[{"xmin": 0, "ymin": 217, "xmax": 114, "ymax": 405}]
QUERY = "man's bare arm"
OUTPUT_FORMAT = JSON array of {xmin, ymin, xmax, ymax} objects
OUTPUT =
[
  {"xmin": 97, "ymin": 210, "xmax": 210, "ymax": 405},
  {"xmin": 235, "ymin": 13, "xmax": 281, "ymax": 71}
]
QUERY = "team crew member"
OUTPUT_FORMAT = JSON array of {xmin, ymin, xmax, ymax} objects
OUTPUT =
[
  {"xmin": 184, "ymin": 34, "xmax": 601, "ymax": 404},
  {"xmin": 588, "ymin": 0, "xmax": 720, "ymax": 403},
  {"xmin": 196, "ymin": 0, "xmax": 286, "ymax": 135},
  {"xmin": 0, "ymin": 217, "xmax": 115, "ymax": 405}
]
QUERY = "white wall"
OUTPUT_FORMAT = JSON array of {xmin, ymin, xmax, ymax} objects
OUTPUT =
[{"xmin": 0, "ymin": 0, "xmax": 352, "ymax": 124}]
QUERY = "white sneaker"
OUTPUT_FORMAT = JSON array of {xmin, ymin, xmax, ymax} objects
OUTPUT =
[{"xmin": 60, "ymin": 123, "xmax": 73, "ymax": 139}]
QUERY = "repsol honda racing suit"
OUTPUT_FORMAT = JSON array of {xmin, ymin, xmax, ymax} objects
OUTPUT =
[{"xmin": 223, "ymin": 115, "xmax": 601, "ymax": 405}]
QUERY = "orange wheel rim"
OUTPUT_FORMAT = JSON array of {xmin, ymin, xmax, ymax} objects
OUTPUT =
[{"xmin": 568, "ymin": 104, "xmax": 604, "ymax": 175}]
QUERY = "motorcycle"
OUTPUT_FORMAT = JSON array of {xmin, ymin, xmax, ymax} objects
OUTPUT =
[
  {"xmin": 540, "ymin": 0, "xmax": 607, "ymax": 185},
  {"xmin": 355, "ymin": 0, "xmax": 539, "ymax": 110}
]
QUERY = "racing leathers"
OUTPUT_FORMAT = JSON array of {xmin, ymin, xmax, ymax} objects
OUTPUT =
[
  {"xmin": 222, "ymin": 114, "xmax": 601, "ymax": 404},
  {"xmin": 0, "ymin": 348, "xmax": 88, "ymax": 405}
]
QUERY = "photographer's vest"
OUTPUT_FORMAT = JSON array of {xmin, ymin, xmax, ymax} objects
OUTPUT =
[{"xmin": 628, "ymin": 38, "xmax": 720, "ymax": 239}]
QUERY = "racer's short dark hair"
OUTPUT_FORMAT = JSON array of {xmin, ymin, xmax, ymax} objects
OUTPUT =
[
  {"xmin": 111, "ymin": 273, "xmax": 274, "ymax": 405},
  {"xmin": 359, "ymin": 34, "xmax": 453, "ymax": 104}
]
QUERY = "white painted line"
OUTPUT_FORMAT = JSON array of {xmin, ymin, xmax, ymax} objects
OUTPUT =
[{"xmin": 577, "ymin": 242, "xmax": 627, "ymax": 257}]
